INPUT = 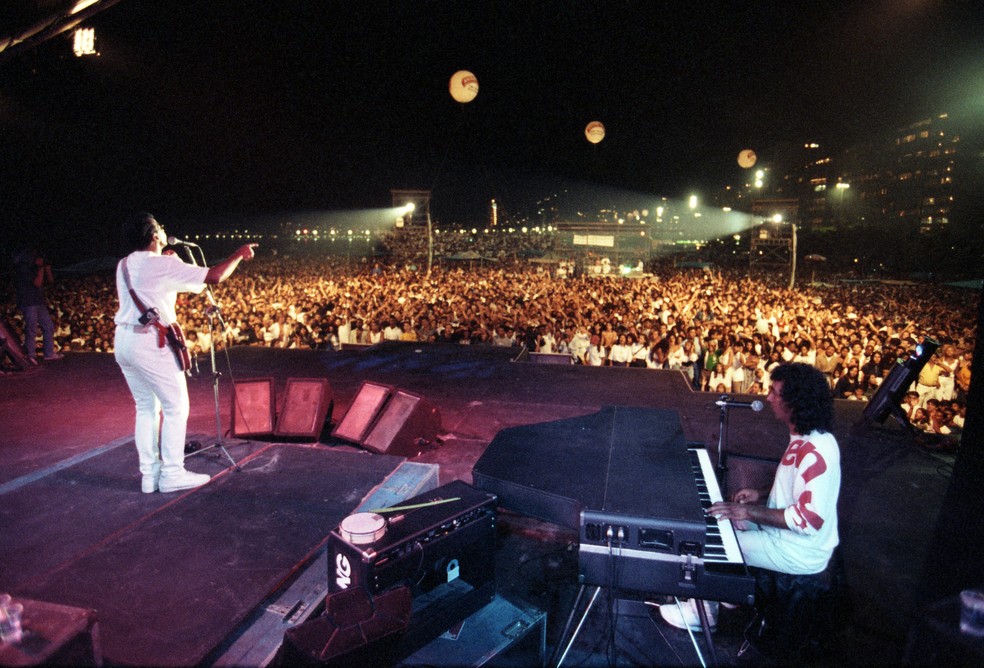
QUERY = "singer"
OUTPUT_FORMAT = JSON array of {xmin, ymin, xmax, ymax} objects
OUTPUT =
[{"xmin": 114, "ymin": 213, "xmax": 257, "ymax": 493}]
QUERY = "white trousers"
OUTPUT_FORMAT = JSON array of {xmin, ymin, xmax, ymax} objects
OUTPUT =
[
  {"xmin": 915, "ymin": 382, "xmax": 940, "ymax": 407},
  {"xmin": 114, "ymin": 326, "xmax": 191, "ymax": 478},
  {"xmin": 736, "ymin": 522, "xmax": 830, "ymax": 575}
]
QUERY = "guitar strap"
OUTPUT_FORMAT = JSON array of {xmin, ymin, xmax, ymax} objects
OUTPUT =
[{"xmin": 120, "ymin": 256, "xmax": 170, "ymax": 349}]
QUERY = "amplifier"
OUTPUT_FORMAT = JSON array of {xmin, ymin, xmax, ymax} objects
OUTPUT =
[{"xmin": 328, "ymin": 480, "xmax": 497, "ymax": 598}]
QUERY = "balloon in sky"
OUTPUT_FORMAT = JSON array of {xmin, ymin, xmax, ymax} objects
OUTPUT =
[
  {"xmin": 737, "ymin": 149, "xmax": 757, "ymax": 168},
  {"xmin": 449, "ymin": 70, "xmax": 479, "ymax": 103},
  {"xmin": 585, "ymin": 121, "xmax": 605, "ymax": 144}
]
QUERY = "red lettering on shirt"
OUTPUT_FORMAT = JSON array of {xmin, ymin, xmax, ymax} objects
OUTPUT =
[
  {"xmin": 783, "ymin": 438, "xmax": 827, "ymax": 484},
  {"xmin": 791, "ymin": 490, "xmax": 825, "ymax": 531}
]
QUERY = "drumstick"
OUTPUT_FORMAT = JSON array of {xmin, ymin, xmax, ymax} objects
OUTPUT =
[{"xmin": 363, "ymin": 497, "xmax": 461, "ymax": 514}]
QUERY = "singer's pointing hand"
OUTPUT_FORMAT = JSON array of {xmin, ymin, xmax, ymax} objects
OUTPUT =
[{"xmin": 238, "ymin": 243, "xmax": 258, "ymax": 261}]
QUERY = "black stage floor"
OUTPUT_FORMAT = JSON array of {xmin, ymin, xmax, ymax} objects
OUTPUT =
[{"xmin": 0, "ymin": 343, "xmax": 957, "ymax": 665}]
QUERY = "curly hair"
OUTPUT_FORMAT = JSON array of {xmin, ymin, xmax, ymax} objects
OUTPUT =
[{"xmin": 770, "ymin": 362, "xmax": 834, "ymax": 434}]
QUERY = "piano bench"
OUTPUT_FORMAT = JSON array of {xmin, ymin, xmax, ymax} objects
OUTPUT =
[{"xmin": 743, "ymin": 548, "xmax": 851, "ymax": 662}]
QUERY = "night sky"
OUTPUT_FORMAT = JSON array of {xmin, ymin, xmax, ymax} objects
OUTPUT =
[{"xmin": 1, "ymin": 0, "xmax": 982, "ymax": 260}]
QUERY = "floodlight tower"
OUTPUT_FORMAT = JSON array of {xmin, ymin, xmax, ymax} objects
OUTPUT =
[{"xmin": 391, "ymin": 189, "xmax": 432, "ymax": 273}]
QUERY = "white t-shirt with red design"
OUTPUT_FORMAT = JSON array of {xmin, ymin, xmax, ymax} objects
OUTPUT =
[{"xmin": 762, "ymin": 430, "xmax": 841, "ymax": 574}]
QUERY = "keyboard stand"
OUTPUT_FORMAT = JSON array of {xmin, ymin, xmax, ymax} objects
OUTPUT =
[
  {"xmin": 551, "ymin": 585, "xmax": 721, "ymax": 668},
  {"xmin": 693, "ymin": 597, "xmax": 719, "ymax": 667},
  {"xmin": 550, "ymin": 584, "xmax": 601, "ymax": 667}
]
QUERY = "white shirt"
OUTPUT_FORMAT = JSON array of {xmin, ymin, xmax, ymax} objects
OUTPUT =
[
  {"xmin": 793, "ymin": 350, "xmax": 816, "ymax": 365},
  {"xmin": 763, "ymin": 430, "xmax": 841, "ymax": 574},
  {"xmin": 708, "ymin": 369, "xmax": 732, "ymax": 392},
  {"xmin": 587, "ymin": 344, "xmax": 604, "ymax": 366},
  {"xmin": 115, "ymin": 252, "xmax": 207, "ymax": 326},
  {"xmin": 609, "ymin": 343, "xmax": 632, "ymax": 365},
  {"xmin": 338, "ymin": 320, "xmax": 351, "ymax": 344}
]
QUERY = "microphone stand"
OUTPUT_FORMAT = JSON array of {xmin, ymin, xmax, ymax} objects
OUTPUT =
[
  {"xmin": 180, "ymin": 245, "xmax": 240, "ymax": 471},
  {"xmin": 715, "ymin": 395, "xmax": 731, "ymax": 498}
]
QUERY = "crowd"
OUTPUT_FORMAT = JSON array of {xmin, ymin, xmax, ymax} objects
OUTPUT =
[
  {"xmin": 2, "ymin": 253, "xmax": 977, "ymax": 439},
  {"xmin": 378, "ymin": 226, "xmax": 555, "ymax": 265}
]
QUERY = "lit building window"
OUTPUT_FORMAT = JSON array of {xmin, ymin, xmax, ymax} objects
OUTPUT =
[{"xmin": 73, "ymin": 28, "xmax": 96, "ymax": 57}]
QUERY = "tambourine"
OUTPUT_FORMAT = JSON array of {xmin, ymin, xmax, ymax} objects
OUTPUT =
[{"xmin": 339, "ymin": 512, "xmax": 387, "ymax": 545}]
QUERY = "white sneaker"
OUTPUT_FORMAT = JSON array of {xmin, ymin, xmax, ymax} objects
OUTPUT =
[
  {"xmin": 659, "ymin": 598, "xmax": 719, "ymax": 631},
  {"xmin": 141, "ymin": 463, "xmax": 161, "ymax": 493},
  {"xmin": 141, "ymin": 476, "xmax": 158, "ymax": 493},
  {"xmin": 159, "ymin": 469, "xmax": 210, "ymax": 493}
]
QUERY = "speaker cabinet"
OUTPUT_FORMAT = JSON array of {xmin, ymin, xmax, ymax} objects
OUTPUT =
[
  {"xmin": 332, "ymin": 382, "xmax": 441, "ymax": 457},
  {"xmin": 275, "ymin": 378, "xmax": 333, "ymax": 439},
  {"xmin": 231, "ymin": 378, "xmax": 275, "ymax": 437},
  {"xmin": 724, "ymin": 453, "xmax": 779, "ymax": 502},
  {"xmin": 363, "ymin": 390, "xmax": 441, "ymax": 456},
  {"xmin": 332, "ymin": 382, "xmax": 393, "ymax": 444}
]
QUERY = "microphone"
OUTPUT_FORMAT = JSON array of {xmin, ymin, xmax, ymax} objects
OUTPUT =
[
  {"xmin": 167, "ymin": 236, "xmax": 199, "ymax": 247},
  {"xmin": 714, "ymin": 396, "xmax": 764, "ymax": 411}
]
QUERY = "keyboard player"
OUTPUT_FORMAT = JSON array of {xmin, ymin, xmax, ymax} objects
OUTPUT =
[
  {"xmin": 708, "ymin": 362, "xmax": 840, "ymax": 575},
  {"xmin": 661, "ymin": 363, "xmax": 841, "ymax": 631}
]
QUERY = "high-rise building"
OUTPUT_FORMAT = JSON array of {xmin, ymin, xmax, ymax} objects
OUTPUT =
[
  {"xmin": 884, "ymin": 114, "xmax": 958, "ymax": 233},
  {"xmin": 739, "ymin": 112, "xmax": 963, "ymax": 235}
]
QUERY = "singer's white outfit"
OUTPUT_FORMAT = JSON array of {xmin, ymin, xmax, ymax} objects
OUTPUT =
[
  {"xmin": 735, "ymin": 430, "xmax": 840, "ymax": 575},
  {"xmin": 114, "ymin": 252, "xmax": 208, "ymax": 492}
]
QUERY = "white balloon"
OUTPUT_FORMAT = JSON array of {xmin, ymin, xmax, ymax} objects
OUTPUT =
[
  {"xmin": 449, "ymin": 70, "xmax": 479, "ymax": 103},
  {"xmin": 585, "ymin": 121, "xmax": 605, "ymax": 144},
  {"xmin": 737, "ymin": 149, "xmax": 757, "ymax": 168}
]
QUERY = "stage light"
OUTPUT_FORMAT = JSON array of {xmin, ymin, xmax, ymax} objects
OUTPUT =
[{"xmin": 71, "ymin": 0, "xmax": 100, "ymax": 15}]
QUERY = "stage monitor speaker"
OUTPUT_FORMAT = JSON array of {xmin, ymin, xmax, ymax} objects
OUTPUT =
[
  {"xmin": 275, "ymin": 378, "xmax": 333, "ymax": 439},
  {"xmin": 276, "ymin": 585, "xmax": 411, "ymax": 667},
  {"xmin": 332, "ymin": 381, "xmax": 393, "ymax": 445},
  {"xmin": 231, "ymin": 378, "xmax": 275, "ymax": 437},
  {"xmin": 362, "ymin": 390, "xmax": 441, "ymax": 457}
]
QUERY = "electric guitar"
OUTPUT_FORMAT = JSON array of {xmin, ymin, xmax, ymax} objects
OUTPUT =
[{"xmin": 154, "ymin": 321, "xmax": 192, "ymax": 372}]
